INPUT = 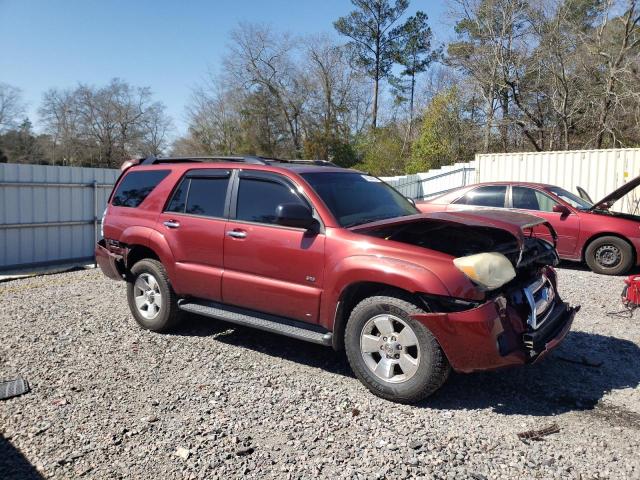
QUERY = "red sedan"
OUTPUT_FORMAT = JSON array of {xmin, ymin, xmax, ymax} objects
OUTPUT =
[{"xmin": 417, "ymin": 178, "xmax": 640, "ymax": 275}]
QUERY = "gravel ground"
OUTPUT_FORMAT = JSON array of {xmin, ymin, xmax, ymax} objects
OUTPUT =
[{"xmin": 1, "ymin": 266, "xmax": 639, "ymax": 479}]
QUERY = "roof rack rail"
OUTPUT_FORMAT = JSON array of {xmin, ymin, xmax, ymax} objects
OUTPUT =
[
  {"xmin": 137, "ymin": 155, "xmax": 337, "ymax": 167},
  {"xmin": 140, "ymin": 155, "xmax": 269, "ymax": 165}
]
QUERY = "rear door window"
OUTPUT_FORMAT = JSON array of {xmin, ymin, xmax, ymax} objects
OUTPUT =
[
  {"xmin": 111, "ymin": 170, "xmax": 170, "ymax": 207},
  {"xmin": 166, "ymin": 172, "xmax": 230, "ymax": 218},
  {"xmin": 454, "ymin": 185, "xmax": 507, "ymax": 208}
]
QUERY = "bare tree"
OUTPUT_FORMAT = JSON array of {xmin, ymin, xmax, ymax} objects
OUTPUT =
[
  {"xmin": 38, "ymin": 79, "xmax": 172, "ymax": 167},
  {"xmin": 225, "ymin": 23, "xmax": 307, "ymax": 155},
  {"xmin": 0, "ymin": 83, "xmax": 26, "ymax": 133},
  {"xmin": 584, "ymin": 0, "xmax": 640, "ymax": 147}
]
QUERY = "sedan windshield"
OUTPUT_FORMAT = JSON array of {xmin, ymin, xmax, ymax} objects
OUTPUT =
[
  {"xmin": 546, "ymin": 186, "xmax": 593, "ymax": 210},
  {"xmin": 301, "ymin": 172, "xmax": 418, "ymax": 227}
]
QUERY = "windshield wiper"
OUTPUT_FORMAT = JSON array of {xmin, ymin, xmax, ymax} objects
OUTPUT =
[{"xmin": 344, "ymin": 214, "xmax": 397, "ymax": 228}]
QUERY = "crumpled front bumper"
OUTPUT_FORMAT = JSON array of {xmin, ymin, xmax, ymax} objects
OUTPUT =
[{"xmin": 412, "ymin": 297, "xmax": 578, "ymax": 373}]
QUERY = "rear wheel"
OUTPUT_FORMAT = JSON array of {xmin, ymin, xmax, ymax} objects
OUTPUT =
[
  {"xmin": 585, "ymin": 236, "xmax": 634, "ymax": 275},
  {"xmin": 126, "ymin": 259, "xmax": 182, "ymax": 332},
  {"xmin": 344, "ymin": 293, "xmax": 450, "ymax": 403}
]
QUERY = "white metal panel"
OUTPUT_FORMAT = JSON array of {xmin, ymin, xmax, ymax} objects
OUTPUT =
[
  {"xmin": 476, "ymin": 148, "xmax": 640, "ymax": 214},
  {"xmin": 382, "ymin": 161, "xmax": 476, "ymax": 200},
  {"xmin": 0, "ymin": 163, "xmax": 120, "ymax": 271}
]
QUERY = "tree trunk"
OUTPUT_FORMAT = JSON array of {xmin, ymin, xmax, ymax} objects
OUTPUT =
[
  {"xmin": 483, "ymin": 92, "xmax": 493, "ymax": 153},
  {"xmin": 500, "ymin": 88, "xmax": 508, "ymax": 151},
  {"xmin": 409, "ymin": 71, "xmax": 416, "ymax": 137},
  {"xmin": 372, "ymin": 35, "xmax": 380, "ymax": 130}
]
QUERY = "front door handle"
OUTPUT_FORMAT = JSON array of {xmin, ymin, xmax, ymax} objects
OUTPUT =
[
  {"xmin": 227, "ymin": 230, "xmax": 247, "ymax": 239},
  {"xmin": 163, "ymin": 220, "xmax": 180, "ymax": 229}
]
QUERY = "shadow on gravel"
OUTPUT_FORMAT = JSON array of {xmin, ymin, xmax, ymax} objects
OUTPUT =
[
  {"xmin": 426, "ymin": 330, "xmax": 640, "ymax": 416},
  {"xmin": 0, "ymin": 434, "xmax": 43, "ymax": 480},
  {"xmin": 171, "ymin": 315, "xmax": 639, "ymax": 416},
  {"xmin": 170, "ymin": 314, "xmax": 354, "ymax": 377}
]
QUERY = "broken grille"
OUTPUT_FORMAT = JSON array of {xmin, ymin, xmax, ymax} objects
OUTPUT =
[{"xmin": 523, "ymin": 275, "xmax": 556, "ymax": 330}]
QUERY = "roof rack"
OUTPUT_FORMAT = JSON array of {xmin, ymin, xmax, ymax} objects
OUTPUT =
[{"xmin": 138, "ymin": 155, "xmax": 338, "ymax": 167}]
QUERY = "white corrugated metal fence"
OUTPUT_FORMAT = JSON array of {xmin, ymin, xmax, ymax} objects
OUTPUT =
[
  {"xmin": 0, "ymin": 163, "xmax": 120, "ymax": 272},
  {"xmin": 476, "ymin": 148, "xmax": 640, "ymax": 214},
  {"xmin": 382, "ymin": 161, "xmax": 476, "ymax": 199}
]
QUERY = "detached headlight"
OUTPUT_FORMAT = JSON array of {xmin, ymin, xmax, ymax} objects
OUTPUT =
[{"xmin": 453, "ymin": 252, "xmax": 516, "ymax": 290}]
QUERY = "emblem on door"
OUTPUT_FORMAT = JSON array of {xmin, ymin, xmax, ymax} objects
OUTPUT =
[{"xmin": 305, "ymin": 276, "xmax": 316, "ymax": 283}]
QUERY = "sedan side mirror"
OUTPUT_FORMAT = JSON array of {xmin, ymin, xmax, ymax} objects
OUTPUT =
[
  {"xmin": 552, "ymin": 204, "xmax": 570, "ymax": 215},
  {"xmin": 275, "ymin": 203, "xmax": 317, "ymax": 229}
]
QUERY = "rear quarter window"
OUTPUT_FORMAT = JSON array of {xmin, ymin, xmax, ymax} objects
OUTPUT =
[{"xmin": 111, "ymin": 170, "xmax": 170, "ymax": 208}]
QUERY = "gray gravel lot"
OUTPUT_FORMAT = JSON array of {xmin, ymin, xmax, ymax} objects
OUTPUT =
[{"xmin": 1, "ymin": 266, "xmax": 639, "ymax": 479}]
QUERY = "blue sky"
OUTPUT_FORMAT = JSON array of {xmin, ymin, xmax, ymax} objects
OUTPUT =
[{"xmin": 0, "ymin": 0, "xmax": 451, "ymax": 135}]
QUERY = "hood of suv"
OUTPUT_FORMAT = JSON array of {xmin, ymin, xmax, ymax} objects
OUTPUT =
[
  {"xmin": 351, "ymin": 210, "xmax": 555, "ymax": 245},
  {"xmin": 587, "ymin": 174, "xmax": 640, "ymax": 211},
  {"xmin": 350, "ymin": 210, "xmax": 558, "ymax": 267}
]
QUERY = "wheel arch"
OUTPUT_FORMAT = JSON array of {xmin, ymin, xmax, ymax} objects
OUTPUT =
[
  {"xmin": 331, "ymin": 282, "xmax": 424, "ymax": 351},
  {"xmin": 121, "ymin": 228, "xmax": 176, "ymax": 282},
  {"xmin": 126, "ymin": 245, "xmax": 160, "ymax": 270}
]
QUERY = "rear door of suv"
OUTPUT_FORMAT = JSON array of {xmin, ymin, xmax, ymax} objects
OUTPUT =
[
  {"xmin": 157, "ymin": 168, "xmax": 232, "ymax": 301},
  {"xmin": 222, "ymin": 170, "xmax": 325, "ymax": 323}
]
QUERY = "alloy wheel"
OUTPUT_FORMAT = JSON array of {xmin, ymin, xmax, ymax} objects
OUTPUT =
[
  {"xmin": 133, "ymin": 273, "xmax": 162, "ymax": 320},
  {"xmin": 360, "ymin": 314, "xmax": 421, "ymax": 384}
]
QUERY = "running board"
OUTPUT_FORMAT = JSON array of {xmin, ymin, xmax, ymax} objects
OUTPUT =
[{"xmin": 178, "ymin": 299, "xmax": 333, "ymax": 346}]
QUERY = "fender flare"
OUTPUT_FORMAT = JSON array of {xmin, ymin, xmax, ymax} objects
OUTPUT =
[
  {"xmin": 120, "ymin": 226, "xmax": 177, "ymax": 282},
  {"xmin": 320, "ymin": 254, "xmax": 451, "ymax": 332}
]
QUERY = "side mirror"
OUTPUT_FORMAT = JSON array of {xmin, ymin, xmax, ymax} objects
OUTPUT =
[
  {"xmin": 275, "ymin": 203, "xmax": 316, "ymax": 229},
  {"xmin": 552, "ymin": 204, "xmax": 570, "ymax": 215},
  {"xmin": 407, "ymin": 197, "xmax": 416, "ymax": 206}
]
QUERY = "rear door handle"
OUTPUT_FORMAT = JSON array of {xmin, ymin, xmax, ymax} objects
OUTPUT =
[
  {"xmin": 227, "ymin": 230, "xmax": 247, "ymax": 239},
  {"xmin": 163, "ymin": 220, "xmax": 180, "ymax": 229}
]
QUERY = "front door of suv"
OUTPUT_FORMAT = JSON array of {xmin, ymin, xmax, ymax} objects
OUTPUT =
[
  {"xmin": 222, "ymin": 171, "xmax": 325, "ymax": 323},
  {"xmin": 158, "ymin": 169, "xmax": 231, "ymax": 301}
]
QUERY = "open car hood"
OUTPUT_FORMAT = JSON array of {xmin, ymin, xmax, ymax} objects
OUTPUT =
[
  {"xmin": 350, "ymin": 210, "xmax": 557, "ymax": 265},
  {"xmin": 589, "ymin": 174, "xmax": 640, "ymax": 211}
]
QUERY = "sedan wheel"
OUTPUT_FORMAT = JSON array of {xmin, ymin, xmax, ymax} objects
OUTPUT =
[{"xmin": 585, "ymin": 236, "xmax": 633, "ymax": 275}]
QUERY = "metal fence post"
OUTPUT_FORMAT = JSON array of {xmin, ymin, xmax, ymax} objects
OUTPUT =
[{"xmin": 93, "ymin": 180, "xmax": 98, "ymax": 268}]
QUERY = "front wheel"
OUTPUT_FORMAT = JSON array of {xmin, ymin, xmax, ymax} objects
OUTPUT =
[
  {"xmin": 344, "ymin": 293, "xmax": 450, "ymax": 404},
  {"xmin": 585, "ymin": 236, "xmax": 634, "ymax": 275},
  {"xmin": 126, "ymin": 259, "xmax": 182, "ymax": 332}
]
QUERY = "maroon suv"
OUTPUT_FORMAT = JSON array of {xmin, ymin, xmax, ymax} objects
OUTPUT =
[{"xmin": 97, "ymin": 156, "xmax": 578, "ymax": 403}]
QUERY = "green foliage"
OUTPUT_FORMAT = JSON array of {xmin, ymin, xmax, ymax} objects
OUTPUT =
[
  {"xmin": 0, "ymin": 118, "xmax": 48, "ymax": 164},
  {"xmin": 390, "ymin": 11, "xmax": 438, "ymax": 111},
  {"xmin": 354, "ymin": 127, "xmax": 406, "ymax": 176},
  {"xmin": 303, "ymin": 133, "xmax": 357, "ymax": 168},
  {"xmin": 334, "ymin": 0, "xmax": 410, "ymax": 127},
  {"xmin": 409, "ymin": 88, "xmax": 462, "ymax": 173},
  {"xmin": 333, "ymin": 0, "xmax": 409, "ymax": 79}
]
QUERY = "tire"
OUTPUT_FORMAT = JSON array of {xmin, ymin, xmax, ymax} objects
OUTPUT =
[
  {"xmin": 344, "ymin": 292, "xmax": 450, "ymax": 404},
  {"xmin": 126, "ymin": 259, "xmax": 182, "ymax": 332},
  {"xmin": 585, "ymin": 236, "xmax": 634, "ymax": 275}
]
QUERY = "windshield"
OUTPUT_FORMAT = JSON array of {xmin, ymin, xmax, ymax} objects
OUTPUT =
[
  {"xmin": 301, "ymin": 172, "xmax": 418, "ymax": 227},
  {"xmin": 546, "ymin": 186, "xmax": 593, "ymax": 210}
]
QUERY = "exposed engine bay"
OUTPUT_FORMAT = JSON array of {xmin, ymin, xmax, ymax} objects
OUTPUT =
[{"xmin": 363, "ymin": 219, "xmax": 559, "ymax": 271}]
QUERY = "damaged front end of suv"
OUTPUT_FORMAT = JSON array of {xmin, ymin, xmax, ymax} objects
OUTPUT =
[{"xmin": 352, "ymin": 209, "xmax": 580, "ymax": 373}]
